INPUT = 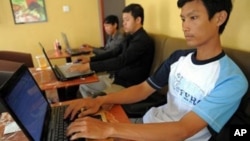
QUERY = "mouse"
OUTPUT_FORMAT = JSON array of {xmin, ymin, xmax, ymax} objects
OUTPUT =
[
  {"xmin": 89, "ymin": 114, "xmax": 102, "ymax": 120},
  {"xmin": 73, "ymin": 58, "xmax": 82, "ymax": 63}
]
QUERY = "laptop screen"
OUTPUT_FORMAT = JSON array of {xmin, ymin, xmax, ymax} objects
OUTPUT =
[
  {"xmin": 61, "ymin": 32, "xmax": 71, "ymax": 49},
  {"xmin": 38, "ymin": 42, "xmax": 62, "ymax": 80},
  {"xmin": 2, "ymin": 67, "xmax": 49, "ymax": 141}
]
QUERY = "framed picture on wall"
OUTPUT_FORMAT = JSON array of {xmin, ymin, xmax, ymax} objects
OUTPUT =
[{"xmin": 10, "ymin": 0, "xmax": 47, "ymax": 24}]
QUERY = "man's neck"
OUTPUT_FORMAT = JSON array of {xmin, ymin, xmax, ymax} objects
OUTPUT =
[
  {"xmin": 130, "ymin": 25, "xmax": 142, "ymax": 35},
  {"xmin": 196, "ymin": 36, "xmax": 222, "ymax": 60},
  {"xmin": 196, "ymin": 47, "xmax": 222, "ymax": 60},
  {"xmin": 111, "ymin": 30, "xmax": 117, "ymax": 38}
]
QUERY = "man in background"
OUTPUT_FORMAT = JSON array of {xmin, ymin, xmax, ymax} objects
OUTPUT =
[{"xmin": 82, "ymin": 15, "xmax": 125, "ymax": 55}]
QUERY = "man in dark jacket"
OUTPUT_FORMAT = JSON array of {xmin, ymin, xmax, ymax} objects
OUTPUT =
[{"xmin": 69, "ymin": 3, "xmax": 154, "ymax": 97}]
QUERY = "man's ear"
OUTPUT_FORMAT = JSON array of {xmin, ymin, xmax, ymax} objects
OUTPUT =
[
  {"xmin": 135, "ymin": 17, "xmax": 142, "ymax": 24},
  {"xmin": 114, "ymin": 23, "xmax": 118, "ymax": 29},
  {"xmin": 215, "ymin": 10, "xmax": 228, "ymax": 26}
]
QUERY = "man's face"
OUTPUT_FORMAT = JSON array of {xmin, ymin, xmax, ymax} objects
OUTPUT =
[
  {"xmin": 122, "ymin": 12, "xmax": 137, "ymax": 34},
  {"xmin": 103, "ymin": 23, "xmax": 117, "ymax": 35},
  {"xmin": 180, "ymin": 0, "xmax": 219, "ymax": 47}
]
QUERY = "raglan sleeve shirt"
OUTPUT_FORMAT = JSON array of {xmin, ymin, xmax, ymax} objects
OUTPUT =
[{"xmin": 146, "ymin": 49, "xmax": 248, "ymax": 134}]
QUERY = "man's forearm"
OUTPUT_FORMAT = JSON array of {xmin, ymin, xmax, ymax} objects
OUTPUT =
[{"xmin": 97, "ymin": 81, "xmax": 155, "ymax": 105}]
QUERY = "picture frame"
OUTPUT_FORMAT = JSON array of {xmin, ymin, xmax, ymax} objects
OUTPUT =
[{"xmin": 10, "ymin": 0, "xmax": 47, "ymax": 24}]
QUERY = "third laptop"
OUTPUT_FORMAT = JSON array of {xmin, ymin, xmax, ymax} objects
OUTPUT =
[{"xmin": 61, "ymin": 32, "xmax": 91, "ymax": 56}]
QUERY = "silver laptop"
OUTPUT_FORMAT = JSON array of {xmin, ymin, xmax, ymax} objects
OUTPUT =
[
  {"xmin": 38, "ymin": 42, "xmax": 95, "ymax": 81},
  {"xmin": 61, "ymin": 32, "xmax": 91, "ymax": 55}
]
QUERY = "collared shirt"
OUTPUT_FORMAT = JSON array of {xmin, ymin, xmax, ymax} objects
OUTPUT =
[{"xmin": 93, "ymin": 31, "xmax": 125, "ymax": 55}]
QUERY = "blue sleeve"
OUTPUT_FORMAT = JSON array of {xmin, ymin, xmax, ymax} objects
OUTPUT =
[{"xmin": 192, "ymin": 57, "xmax": 248, "ymax": 132}]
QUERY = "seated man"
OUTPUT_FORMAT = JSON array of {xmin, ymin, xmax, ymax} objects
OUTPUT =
[
  {"xmin": 71, "ymin": 3, "xmax": 155, "ymax": 98},
  {"xmin": 82, "ymin": 15, "xmax": 125, "ymax": 55},
  {"xmin": 61, "ymin": 15, "xmax": 125, "ymax": 101},
  {"xmin": 64, "ymin": 0, "xmax": 248, "ymax": 140}
]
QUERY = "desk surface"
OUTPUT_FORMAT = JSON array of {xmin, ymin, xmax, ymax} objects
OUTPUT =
[
  {"xmin": 47, "ymin": 49, "xmax": 71, "ymax": 59},
  {"xmin": 29, "ymin": 68, "xmax": 99, "ymax": 90},
  {"xmin": 0, "ymin": 103, "xmax": 131, "ymax": 141}
]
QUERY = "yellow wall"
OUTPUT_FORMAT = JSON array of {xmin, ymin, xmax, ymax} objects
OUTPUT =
[
  {"xmin": 1, "ymin": 0, "xmax": 249, "ymax": 67},
  {"xmin": 126, "ymin": 0, "xmax": 250, "ymax": 52},
  {"xmin": 0, "ymin": 0, "xmax": 103, "ymax": 66}
]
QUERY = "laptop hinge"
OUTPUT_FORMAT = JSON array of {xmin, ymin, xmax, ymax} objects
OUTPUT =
[{"xmin": 54, "ymin": 65, "xmax": 66, "ymax": 81}]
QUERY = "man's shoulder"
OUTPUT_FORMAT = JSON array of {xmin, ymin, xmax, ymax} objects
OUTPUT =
[
  {"xmin": 115, "ymin": 30, "xmax": 126, "ymax": 39},
  {"xmin": 165, "ymin": 49, "xmax": 195, "ymax": 63},
  {"xmin": 134, "ymin": 28, "xmax": 153, "ymax": 42},
  {"xmin": 133, "ymin": 27, "xmax": 148, "ymax": 37}
]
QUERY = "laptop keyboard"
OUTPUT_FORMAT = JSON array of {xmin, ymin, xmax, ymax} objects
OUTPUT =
[
  {"xmin": 49, "ymin": 105, "xmax": 68, "ymax": 140},
  {"xmin": 49, "ymin": 105, "xmax": 86, "ymax": 141}
]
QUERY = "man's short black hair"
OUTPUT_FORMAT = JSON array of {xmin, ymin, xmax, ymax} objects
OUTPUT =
[
  {"xmin": 177, "ymin": 0, "xmax": 233, "ymax": 34},
  {"xmin": 123, "ymin": 3, "xmax": 144, "ymax": 25},
  {"xmin": 104, "ymin": 15, "xmax": 119, "ymax": 29}
]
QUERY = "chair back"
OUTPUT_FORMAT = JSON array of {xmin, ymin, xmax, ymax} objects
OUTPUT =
[{"xmin": 0, "ymin": 51, "xmax": 34, "ymax": 67}]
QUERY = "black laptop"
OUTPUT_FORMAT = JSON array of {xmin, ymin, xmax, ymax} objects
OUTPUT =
[
  {"xmin": 0, "ymin": 63, "xmax": 106, "ymax": 141},
  {"xmin": 61, "ymin": 32, "xmax": 91, "ymax": 55},
  {"xmin": 38, "ymin": 42, "xmax": 95, "ymax": 81},
  {"xmin": 0, "ymin": 64, "xmax": 76, "ymax": 140}
]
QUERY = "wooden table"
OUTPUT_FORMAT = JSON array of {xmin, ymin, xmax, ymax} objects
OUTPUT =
[
  {"xmin": 47, "ymin": 49, "xmax": 71, "ymax": 59},
  {"xmin": 29, "ymin": 67, "xmax": 99, "ymax": 102},
  {"xmin": 29, "ymin": 68, "xmax": 99, "ymax": 91},
  {"xmin": 46, "ymin": 48, "xmax": 93, "ymax": 62},
  {"xmin": 0, "ymin": 103, "xmax": 131, "ymax": 141},
  {"xmin": 38, "ymin": 49, "xmax": 96, "ymax": 100}
]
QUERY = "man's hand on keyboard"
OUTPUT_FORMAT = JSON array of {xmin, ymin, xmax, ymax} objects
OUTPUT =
[
  {"xmin": 66, "ymin": 116, "xmax": 109, "ymax": 140},
  {"xmin": 66, "ymin": 63, "xmax": 90, "ymax": 73},
  {"xmin": 64, "ymin": 98, "xmax": 102, "ymax": 121}
]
